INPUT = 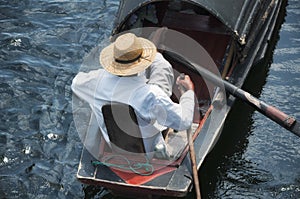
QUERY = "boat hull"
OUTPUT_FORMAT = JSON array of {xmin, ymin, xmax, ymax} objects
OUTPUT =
[{"xmin": 76, "ymin": 0, "xmax": 287, "ymax": 197}]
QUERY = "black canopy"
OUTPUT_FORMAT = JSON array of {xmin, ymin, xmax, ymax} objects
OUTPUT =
[{"xmin": 113, "ymin": 0, "xmax": 273, "ymax": 44}]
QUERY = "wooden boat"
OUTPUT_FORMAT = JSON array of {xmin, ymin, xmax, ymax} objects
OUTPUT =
[{"xmin": 75, "ymin": 0, "xmax": 287, "ymax": 197}]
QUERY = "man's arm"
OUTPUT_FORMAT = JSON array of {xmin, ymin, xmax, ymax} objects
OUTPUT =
[
  {"xmin": 148, "ymin": 75, "xmax": 195, "ymax": 131},
  {"xmin": 147, "ymin": 52, "xmax": 174, "ymax": 97}
]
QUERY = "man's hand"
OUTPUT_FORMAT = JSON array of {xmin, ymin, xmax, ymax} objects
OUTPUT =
[{"xmin": 176, "ymin": 74, "xmax": 194, "ymax": 95}]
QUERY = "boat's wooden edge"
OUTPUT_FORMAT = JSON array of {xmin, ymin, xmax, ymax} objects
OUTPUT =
[
  {"xmin": 230, "ymin": 0, "xmax": 284, "ymax": 88},
  {"xmin": 76, "ymin": 140, "xmax": 192, "ymax": 197},
  {"xmin": 76, "ymin": 148, "xmax": 191, "ymax": 197},
  {"xmin": 164, "ymin": 104, "xmax": 228, "ymax": 189}
]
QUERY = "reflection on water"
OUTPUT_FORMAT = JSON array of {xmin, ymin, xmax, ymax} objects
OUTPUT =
[{"xmin": 0, "ymin": 0, "xmax": 299, "ymax": 199}]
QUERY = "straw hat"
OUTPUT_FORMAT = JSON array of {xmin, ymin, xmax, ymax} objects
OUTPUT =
[{"xmin": 100, "ymin": 33, "xmax": 157, "ymax": 76}]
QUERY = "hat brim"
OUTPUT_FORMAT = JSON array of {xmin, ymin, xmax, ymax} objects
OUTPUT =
[{"xmin": 100, "ymin": 37, "xmax": 157, "ymax": 76}]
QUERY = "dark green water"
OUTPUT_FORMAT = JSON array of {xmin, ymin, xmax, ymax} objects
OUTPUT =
[{"xmin": 0, "ymin": 0, "xmax": 299, "ymax": 198}]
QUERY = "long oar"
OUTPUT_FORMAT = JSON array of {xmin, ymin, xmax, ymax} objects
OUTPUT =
[
  {"xmin": 175, "ymin": 55, "xmax": 300, "ymax": 137},
  {"xmin": 187, "ymin": 127, "xmax": 201, "ymax": 199},
  {"xmin": 179, "ymin": 73, "xmax": 201, "ymax": 199}
]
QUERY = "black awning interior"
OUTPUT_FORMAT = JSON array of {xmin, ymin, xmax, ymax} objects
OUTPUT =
[{"xmin": 113, "ymin": 0, "xmax": 274, "ymax": 44}]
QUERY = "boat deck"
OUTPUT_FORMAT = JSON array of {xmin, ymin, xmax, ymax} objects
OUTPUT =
[{"xmin": 77, "ymin": 122, "xmax": 200, "ymax": 197}]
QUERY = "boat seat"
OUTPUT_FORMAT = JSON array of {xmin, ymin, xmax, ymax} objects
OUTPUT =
[{"xmin": 102, "ymin": 103, "xmax": 146, "ymax": 154}]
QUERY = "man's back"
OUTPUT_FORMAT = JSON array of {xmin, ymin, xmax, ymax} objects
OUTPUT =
[{"xmin": 72, "ymin": 33, "xmax": 195, "ymax": 156}]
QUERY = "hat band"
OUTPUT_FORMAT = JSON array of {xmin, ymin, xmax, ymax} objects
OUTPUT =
[{"xmin": 114, "ymin": 53, "xmax": 142, "ymax": 64}]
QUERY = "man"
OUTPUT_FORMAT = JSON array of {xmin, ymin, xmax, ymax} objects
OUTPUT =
[{"xmin": 72, "ymin": 33, "xmax": 195, "ymax": 158}]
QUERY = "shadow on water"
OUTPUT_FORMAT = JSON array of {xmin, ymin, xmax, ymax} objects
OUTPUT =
[{"xmin": 199, "ymin": 1, "xmax": 294, "ymax": 198}]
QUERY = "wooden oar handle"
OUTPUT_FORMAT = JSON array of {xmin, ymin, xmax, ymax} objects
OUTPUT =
[
  {"xmin": 242, "ymin": 91, "xmax": 296, "ymax": 128},
  {"xmin": 262, "ymin": 102, "xmax": 296, "ymax": 128},
  {"xmin": 187, "ymin": 128, "xmax": 201, "ymax": 199},
  {"xmin": 178, "ymin": 73, "xmax": 187, "ymax": 92},
  {"xmin": 179, "ymin": 73, "xmax": 185, "ymax": 80}
]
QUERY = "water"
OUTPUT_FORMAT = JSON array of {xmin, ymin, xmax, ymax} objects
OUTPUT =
[
  {"xmin": 0, "ymin": 1, "xmax": 119, "ymax": 198},
  {"xmin": 0, "ymin": 0, "xmax": 299, "ymax": 199}
]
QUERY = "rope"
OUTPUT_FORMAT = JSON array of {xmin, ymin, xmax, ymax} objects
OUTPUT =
[{"xmin": 92, "ymin": 154, "xmax": 154, "ymax": 176}]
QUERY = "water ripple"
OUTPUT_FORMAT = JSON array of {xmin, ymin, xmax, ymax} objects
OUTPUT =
[{"xmin": 0, "ymin": 0, "xmax": 119, "ymax": 198}]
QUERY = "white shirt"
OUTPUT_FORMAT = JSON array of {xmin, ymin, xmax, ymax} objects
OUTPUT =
[{"xmin": 71, "ymin": 53, "xmax": 195, "ymax": 148}]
